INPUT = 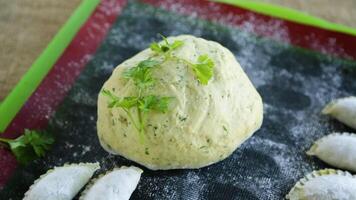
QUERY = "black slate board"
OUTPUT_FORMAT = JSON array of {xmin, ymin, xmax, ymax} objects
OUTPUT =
[{"xmin": 1, "ymin": 1, "xmax": 356, "ymax": 200}]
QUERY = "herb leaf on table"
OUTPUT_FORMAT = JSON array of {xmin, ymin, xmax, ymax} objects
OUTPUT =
[{"xmin": 0, "ymin": 129, "xmax": 55, "ymax": 165}]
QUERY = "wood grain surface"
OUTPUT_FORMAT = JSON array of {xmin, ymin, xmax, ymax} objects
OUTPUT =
[{"xmin": 0, "ymin": 0, "xmax": 355, "ymax": 100}]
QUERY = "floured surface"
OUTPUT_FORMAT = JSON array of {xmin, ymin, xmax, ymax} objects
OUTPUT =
[{"xmin": 1, "ymin": 1, "xmax": 356, "ymax": 199}]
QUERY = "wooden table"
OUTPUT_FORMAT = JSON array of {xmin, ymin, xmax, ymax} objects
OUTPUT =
[{"xmin": 0, "ymin": 0, "xmax": 355, "ymax": 100}]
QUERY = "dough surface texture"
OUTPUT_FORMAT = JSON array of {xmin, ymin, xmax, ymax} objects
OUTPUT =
[{"xmin": 97, "ymin": 35, "xmax": 263, "ymax": 170}]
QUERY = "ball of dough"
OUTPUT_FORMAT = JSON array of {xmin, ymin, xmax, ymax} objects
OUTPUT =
[{"xmin": 97, "ymin": 35, "xmax": 263, "ymax": 170}]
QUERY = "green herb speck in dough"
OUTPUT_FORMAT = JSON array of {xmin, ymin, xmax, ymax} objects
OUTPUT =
[
  {"xmin": 223, "ymin": 125, "xmax": 228, "ymax": 133},
  {"xmin": 178, "ymin": 116, "xmax": 188, "ymax": 122}
]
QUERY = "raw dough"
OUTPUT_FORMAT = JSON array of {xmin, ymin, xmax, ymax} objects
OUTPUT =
[
  {"xmin": 97, "ymin": 35, "xmax": 263, "ymax": 170},
  {"xmin": 286, "ymin": 169, "xmax": 356, "ymax": 200},
  {"xmin": 322, "ymin": 96, "xmax": 356, "ymax": 130},
  {"xmin": 80, "ymin": 166, "xmax": 143, "ymax": 200},
  {"xmin": 24, "ymin": 163, "xmax": 100, "ymax": 200},
  {"xmin": 307, "ymin": 132, "xmax": 356, "ymax": 172}
]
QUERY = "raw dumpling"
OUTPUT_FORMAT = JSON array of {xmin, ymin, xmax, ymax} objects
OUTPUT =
[
  {"xmin": 24, "ymin": 163, "xmax": 100, "ymax": 200},
  {"xmin": 80, "ymin": 166, "xmax": 143, "ymax": 200},
  {"xmin": 322, "ymin": 96, "xmax": 356, "ymax": 130},
  {"xmin": 97, "ymin": 35, "xmax": 263, "ymax": 170},
  {"xmin": 307, "ymin": 132, "xmax": 356, "ymax": 172},
  {"xmin": 286, "ymin": 169, "xmax": 356, "ymax": 200}
]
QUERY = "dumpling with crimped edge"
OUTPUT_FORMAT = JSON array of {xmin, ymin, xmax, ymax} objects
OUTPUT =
[
  {"xmin": 24, "ymin": 162, "xmax": 100, "ymax": 200},
  {"xmin": 80, "ymin": 166, "xmax": 143, "ymax": 200},
  {"xmin": 307, "ymin": 132, "xmax": 356, "ymax": 172},
  {"xmin": 322, "ymin": 96, "xmax": 356, "ymax": 130},
  {"xmin": 286, "ymin": 169, "xmax": 356, "ymax": 200}
]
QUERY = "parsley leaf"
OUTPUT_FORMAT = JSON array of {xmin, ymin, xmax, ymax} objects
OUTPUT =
[
  {"xmin": 0, "ymin": 129, "xmax": 55, "ymax": 165},
  {"xmin": 117, "ymin": 97, "xmax": 139, "ymax": 109},
  {"xmin": 102, "ymin": 89, "xmax": 120, "ymax": 108},
  {"xmin": 150, "ymin": 42, "xmax": 163, "ymax": 53},
  {"xmin": 170, "ymin": 40, "xmax": 184, "ymax": 50},
  {"xmin": 139, "ymin": 95, "xmax": 173, "ymax": 113},
  {"xmin": 123, "ymin": 59, "xmax": 160, "ymax": 91},
  {"xmin": 102, "ymin": 90, "xmax": 139, "ymax": 109},
  {"xmin": 192, "ymin": 55, "xmax": 215, "ymax": 85},
  {"xmin": 150, "ymin": 35, "xmax": 183, "ymax": 55}
]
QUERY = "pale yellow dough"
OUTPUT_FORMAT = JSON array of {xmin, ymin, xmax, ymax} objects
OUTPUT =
[{"xmin": 97, "ymin": 35, "xmax": 263, "ymax": 170}]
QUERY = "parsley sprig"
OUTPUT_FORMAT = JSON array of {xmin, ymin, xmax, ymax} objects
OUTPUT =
[
  {"xmin": 102, "ymin": 91, "xmax": 172, "ymax": 143},
  {"xmin": 102, "ymin": 59, "xmax": 173, "ymax": 143},
  {"xmin": 0, "ymin": 129, "xmax": 54, "ymax": 165},
  {"xmin": 150, "ymin": 35, "xmax": 183, "ymax": 58},
  {"xmin": 122, "ymin": 59, "xmax": 160, "ymax": 91},
  {"xmin": 192, "ymin": 55, "xmax": 215, "ymax": 85},
  {"xmin": 150, "ymin": 35, "xmax": 215, "ymax": 85},
  {"xmin": 171, "ymin": 54, "xmax": 215, "ymax": 85}
]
